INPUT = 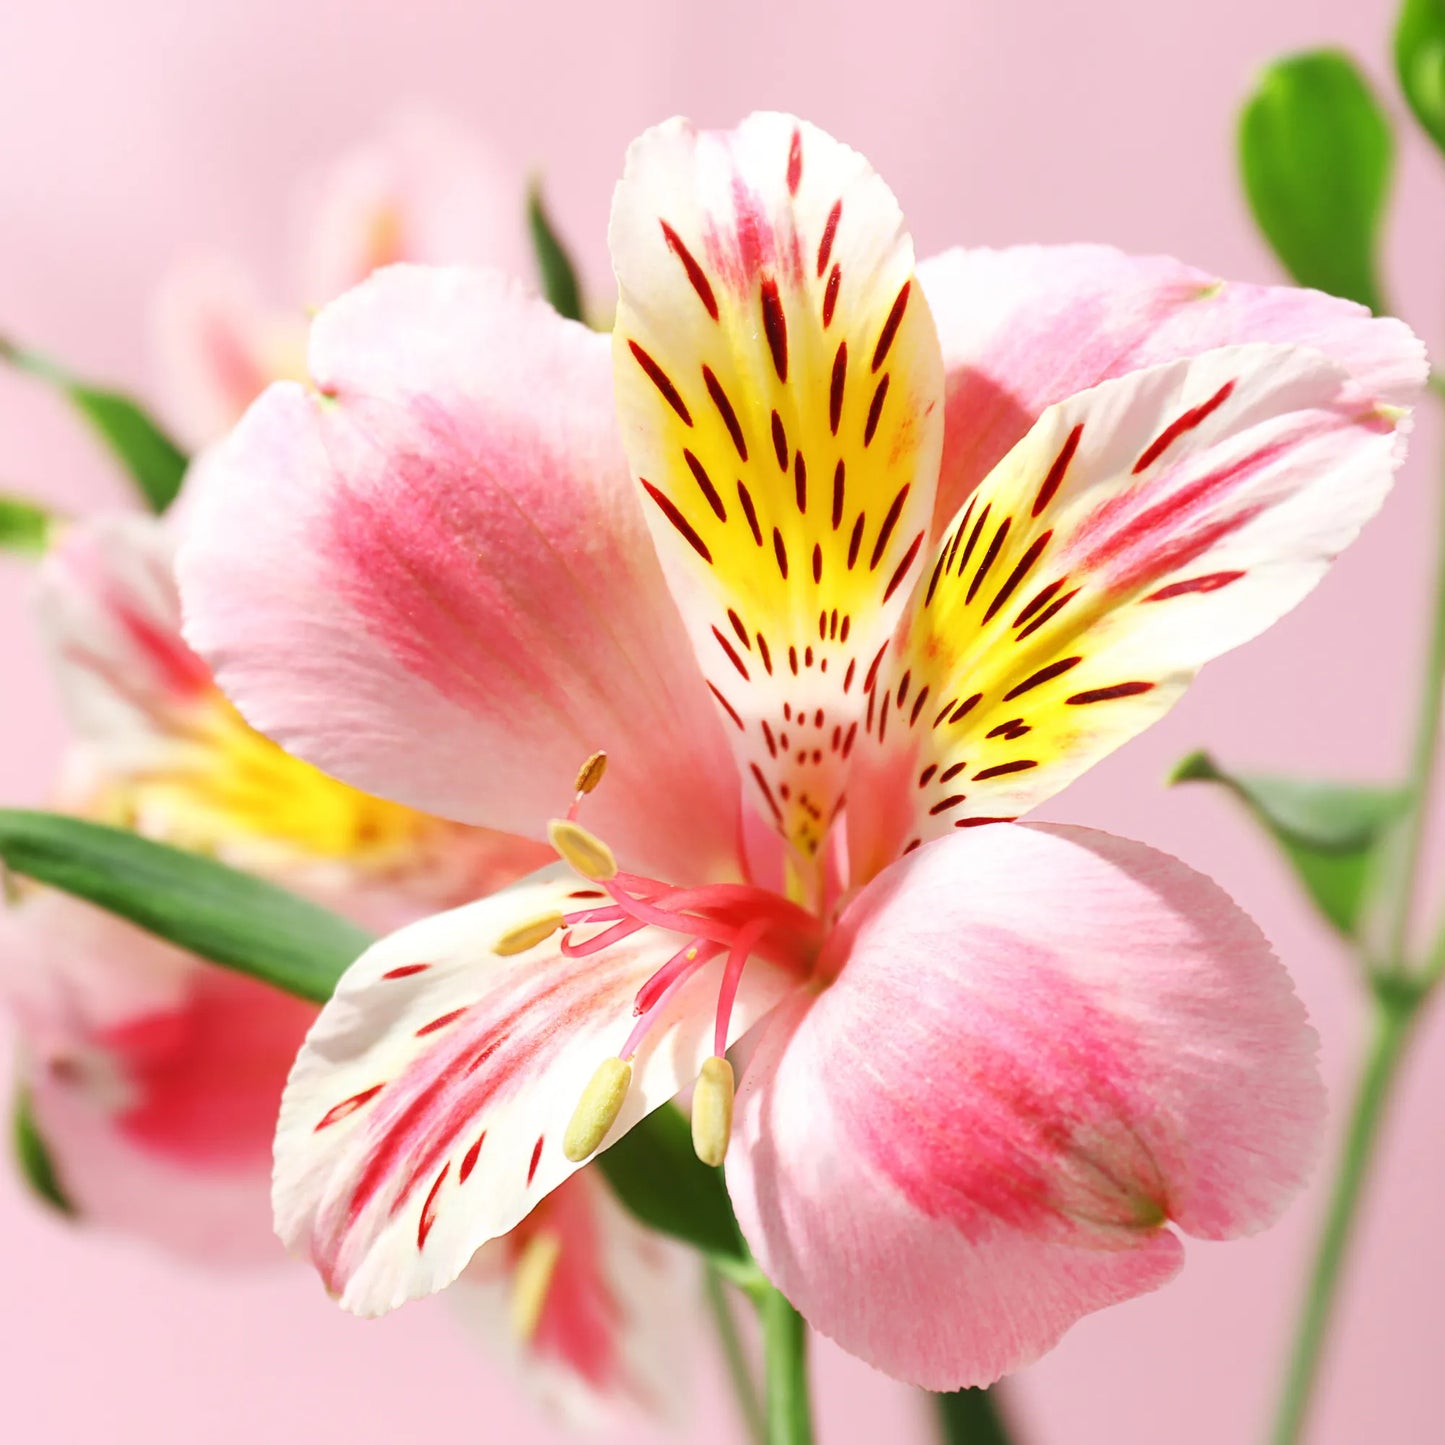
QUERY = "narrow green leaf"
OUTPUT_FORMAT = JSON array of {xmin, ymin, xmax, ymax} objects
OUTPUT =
[
  {"xmin": 0, "ymin": 340, "xmax": 189, "ymax": 512},
  {"xmin": 0, "ymin": 493, "xmax": 57, "ymax": 556},
  {"xmin": 527, "ymin": 184, "xmax": 585, "ymax": 323},
  {"xmin": 1396, "ymin": 0, "xmax": 1445, "ymax": 156},
  {"xmin": 0, "ymin": 810, "xmax": 369, "ymax": 1003},
  {"xmin": 597, "ymin": 1098, "xmax": 746, "ymax": 1260},
  {"xmin": 1238, "ymin": 51, "xmax": 1393, "ymax": 312},
  {"xmin": 12, "ymin": 1086, "xmax": 75, "ymax": 1216},
  {"xmin": 1170, "ymin": 752, "xmax": 1406, "ymax": 936},
  {"xmin": 0, "ymin": 809, "xmax": 743, "ymax": 1255},
  {"xmin": 934, "ymin": 1387, "xmax": 1015, "ymax": 1445}
]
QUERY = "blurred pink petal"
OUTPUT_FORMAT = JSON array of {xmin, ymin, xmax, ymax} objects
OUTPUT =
[
  {"xmin": 152, "ymin": 254, "xmax": 307, "ymax": 450},
  {"xmin": 455, "ymin": 1170, "xmax": 693, "ymax": 1424},
  {"xmin": 179, "ymin": 266, "xmax": 742, "ymax": 885},
  {"xmin": 727, "ymin": 825, "xmax": 1324, "ymax": 1387},
  {"xmin": 0, "ymin": 891, "xmax": 310, "ymax": 1262},
  {"xmin": 298, "ymin": 112, "xmax": 525, "ymax": 305}
]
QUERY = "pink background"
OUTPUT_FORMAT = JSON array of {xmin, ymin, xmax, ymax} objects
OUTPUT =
[{"xmin": 1, "ymin": 0, "xmax": 1441, "ymax": 1440}]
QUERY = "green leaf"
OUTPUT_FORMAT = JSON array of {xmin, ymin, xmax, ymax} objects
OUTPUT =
[
  {"xmin": 1170, "ymin": 751, "xmax": 1407, "ymax": 936},
  {"xmin": 12, "ymin": 1086, "xmax": 75, "ymax": 1216},
  {"xmin": 0, "ymin": 493, "xmax": 58, "ymax": 555},
  {"xmin": 0, "ymin": 809, "xmax": 746, "ymax": 1257},
  {"xmin": 1397, "ymin": 0, "xmax": 1445, "ymax": 156},
  {"xmin": 597, "ymin": 1097, "xmax": 746, "ymax": 1260},
  {"xmin": 0, "ymin": 340, "xmax": 189, "ymax": 512},
  {"xmin": 0, "ymin": 810, "xmax": 370, "ymax": 1003},
  {"xmin": 934, "ymin": 1387, "xmax": 1015, "ymax": 1445},
  {"xmin": 527, "ymin": 183, "xmax": 586, "ymax": 323},
  {"xmin": 1238, "ymin": 50, "xmax": 1393, "ymax": 312}
]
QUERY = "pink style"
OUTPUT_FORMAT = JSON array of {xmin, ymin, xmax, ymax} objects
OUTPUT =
[{"xmin": 178, "ymin": 112, "xmax": 1425, "ymax": 1388}]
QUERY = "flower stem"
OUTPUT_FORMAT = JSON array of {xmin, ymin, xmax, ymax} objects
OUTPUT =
[
  {"xmin": 934, "ymin": 1385, "xmax": 1019, "ymax": 1445},
  {"xmin": 1269, "ymin": 987, "xmax": 1416, "ymax": 1445},
  {"xmin": 759, "ymin": 1284, "xmax": 813, "ymax": 1445},
  {"xmin": 705, "ymin": 1264, "xmax": 766, "ymax": 1445}
]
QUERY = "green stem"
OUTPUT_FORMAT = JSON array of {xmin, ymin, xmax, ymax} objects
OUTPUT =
[
  {"xmin": 934, "ymin": 1385, "xmax": 1018, "ymax": 1445},
  {"xmin": 705, "ymin": 1265, "xmax": 766, "ymax": 1445},
  {"xmin": 759, "ymin": 1285, "xmax": 813, "ymax": 1445},
  {"xmin": 1270, "ymin": 991, "xmax": 1416, "ymax": 1445}
]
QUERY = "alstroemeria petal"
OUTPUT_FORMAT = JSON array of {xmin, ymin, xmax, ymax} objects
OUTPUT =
[
  {"xmin": 727, "ymin": 824, "xmax": 1323, "ymax": 1388},
  {"xmin": 298, "ymin": 113, "xmax": 524, "ymax": 306},
  {"xmin": 611, "ymin": 114, "xmax": 944, "ymax": 861},
  {"xmin": 36, "ymin": 513, "xmax": 212, "ymax": 757},
  {"xmin": 274, "ymin": 866, "xmax": 792, "ymax": 1316},
  {"xmin": 919, "ymin": 243, "xmax": 1426, "ymax": 527},
  {"xmin": 453, "ymin": 1170, "xmax": 692, "ymax": 1424},
  {"xmin": 848, "ymin": 344, "xmax": 1411, "ymax": 876},
  {"xmin": 179, "ymin": 266, "xmax": 742, "ymax": 885},
  {"xmin": 1, "ymin": 892, "xmax": 310, "ymax": 1262},
  {"xmin": 152, "ymin": 256, "xmax": 306, "ymax": 449}
]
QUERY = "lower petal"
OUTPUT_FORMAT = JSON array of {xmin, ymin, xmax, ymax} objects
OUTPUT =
[
  {"xmin": 727, "ymin": 824, "xmax": 1323, "ymax": 1387},
  {"xmin": 275, "ymin": 866, "xmax": 793, "ymax": 1316}
]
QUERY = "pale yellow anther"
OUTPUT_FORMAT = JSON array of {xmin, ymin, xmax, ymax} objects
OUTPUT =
[
  {"xmin": 492, "ymin": 911, "xmax": 565, "ymax": 957},
  {"xmin": 562, "ymin": 1056, "xmax": 632, "ymax": 1162},
  {"xmin": 691, "ymin": 1055, "xmax": 735, "ymax": 1168},
  {"xmin": 509, "ymin": 1230, "xmax": 563, "ymax": 1342},
  {"xmin": 1374, "ymin": 402, "xmax": 1409, "ymax": 425},
  {"xmin": 548, "ymin": 818, "xmax": 618, "ymax": 882},
  {"xmin": 574, "ymin": 750, "xmax": 608, "ymax": 796}
]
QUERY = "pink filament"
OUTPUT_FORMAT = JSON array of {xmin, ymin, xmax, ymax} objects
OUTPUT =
[
  {"xmin": 620, "ymin": 941, "xmax": 724, "ymax": 1057},
  {"xmin": 714, "ymin": 918, "xmax": 770, "ymax": 1057}
]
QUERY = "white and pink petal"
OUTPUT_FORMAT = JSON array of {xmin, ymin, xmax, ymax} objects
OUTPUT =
[
  {"xmin": 728, "ymin": 824, "xmax": 1323, "ymax": 1388},
  {"xmin": 274, "ymin": 867, "xmax": 794, "ymax": 1316}
]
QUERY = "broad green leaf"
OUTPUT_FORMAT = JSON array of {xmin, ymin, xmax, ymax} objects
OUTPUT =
[
  {"xmin": 598, "ymin": 1097, "xmax": 746, "ymax": 1261},
  {"xmin": 0, "ymin": 809, "xmax": 744, "ymax": 1255},
  {"xmin": 0, "ymin": 810, "xmax": 369, "ymax": 1003},
  {"xmin": 0, "ymin": 340, "xmax": 188, "ymax": 512},
  {"xmin": 0, "ymin": 493, "xmax": 57, "ymax": 556},
  {"xmin": 1170, "ymin": 752, "xmax": 1406, "ymax": 936},
  {"xmin": 12, "ymin": 1086, "xmax": 74, "ymax": 1216},
  {"xmin": 934, "ymin": 1387, "xmax": 1015, "ymax": 1445},
  {"xmin": 1397, "ymin": 0, "xmax": 1445, "ymax": 156},
  {"xmin": 527, "ymin": 184, "xmax": 586, "ymax": 324},
  {"xmin": 1238, "ymin": 51, "xmax": 1393, "ymax": 312}
]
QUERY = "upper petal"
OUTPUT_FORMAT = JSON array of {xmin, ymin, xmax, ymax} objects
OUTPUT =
[
  {"xmin": 727, "ymin": 824, "xmax": 1323, "ymax": 1388},
  {"xmin": 178, "ymin": 265, "xmax": 742, "ymax": 884},
  {"xmin": 919, "ymin": 243, "xmax": 1426, "ymax": 526},
  {"xmin": 611, "ymin": 114, "xmax": 944, "ymax": 863},
  {"xmin": 274, "ymin": 866, "xmax": 793, "ymax": 1316},
  {"xmin": 847, "ymin": 342, "xmax": 1416, "ymax": 877}
]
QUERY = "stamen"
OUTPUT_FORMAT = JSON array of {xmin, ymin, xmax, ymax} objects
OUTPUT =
[
  {"xmin": 510, "ymin": 1230, "xmax": 563, "ymax": 1341},
  {"xmin": 562, "ymin": 1056, "xmax": 633, "ymax": 1161},
  {"xmin": 620, "ymin": 941, "xmax": 725, "ymax": 1057},
  {"xmin": 714, "ymin": 918, "xmax": 770, "ymax": 1057},
  {"xmin": 493, "ymin": 912, "xmax": 565, "ymax": 956},
  {"xmin": 574, "ymin": 750, "xmax": 608, "ymax": 796},
  {"xmin": 691, "ymin": 1055, "xmax": 735, "ymax": 1167},
  {"xmin": 633, "ymin": 940, "xmax": 706, "ymax": 1016},
  {"xmin": 548, "ymin": 819, "xmax": 619, "ymax": 881},
  {"xmin": 559, "ymin": 916, "xmax": 648, "ymax": 958}
]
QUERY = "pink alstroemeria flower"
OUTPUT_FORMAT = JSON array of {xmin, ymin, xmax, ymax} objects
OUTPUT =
[
  {"xmin": 179, "ymin": 114, "xmax": 1425, "ymax": 1387},
  {"xmin": 153, "ymin": 113, "xmax": 524, "ymax": 449}
]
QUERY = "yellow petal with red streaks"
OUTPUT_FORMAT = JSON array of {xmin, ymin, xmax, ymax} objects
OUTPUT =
[
  {"xmin": 846, "ymin": 342, "xmax": 1413, "ymax": 881},
  {"xmin": 610, "ymin": 113, "xmax": 944, "ymax": 863}
]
